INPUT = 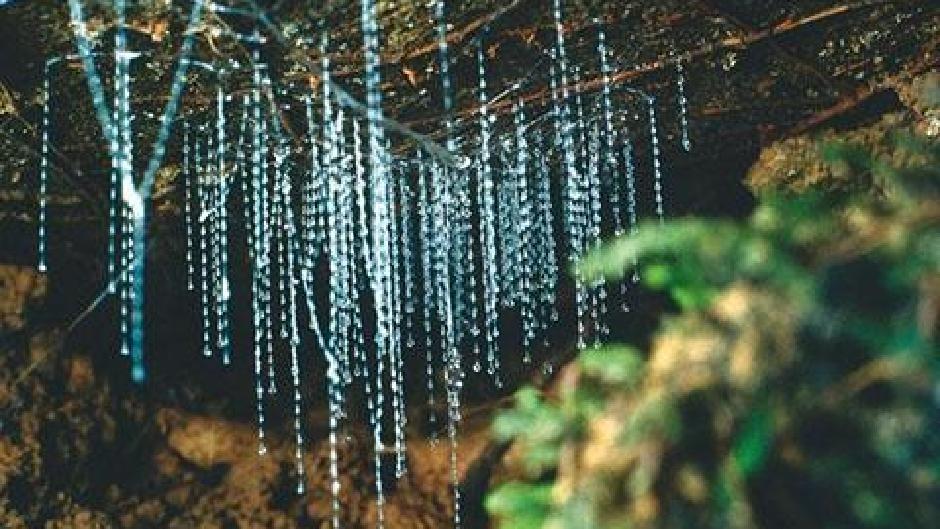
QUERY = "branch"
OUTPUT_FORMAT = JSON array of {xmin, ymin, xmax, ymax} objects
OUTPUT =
[
  {"xmin": 245, "ymin": 0, "xmax": 458, "ymax": 166},
  {"xmin": 405, "ymin": 1, "xmax": 890, "ymax": 125},
  {"xmin": 692, "ymin": 0, "xmax": 844, "ymax": 92},
  {"xmin": 324, "ymin": 0, "xmax": 527, "ymax": 77},
  {"xmin": 777, "ymin": 34, "xmax": 940, "ymax": 139}
]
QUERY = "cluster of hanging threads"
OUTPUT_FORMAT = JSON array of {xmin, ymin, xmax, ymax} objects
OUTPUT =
[
  {"xmin": 37, "ymin": 2, "xmax": 704, "ymax": 528},
  {"xmin": 433, "ymin": 2, "xmax": 464, "ymax": 527},
  {"xmin": 63, "ymin": 0, "xmax": 207, "ymax": 382},
  {"xmin": 476, "ymin": 38, "xmax": 501, "ymax": 383},
  {"xmin": 359, "ymin": 0, "xmax": 397, "ymax": 523}
]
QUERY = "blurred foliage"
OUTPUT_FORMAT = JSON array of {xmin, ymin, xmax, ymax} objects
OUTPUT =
[{"xmin": 486, "ymin": 131, "xmax": 940, "ymax": 529}]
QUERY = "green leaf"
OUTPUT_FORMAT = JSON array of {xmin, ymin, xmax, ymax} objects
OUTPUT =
[
  {"xmin": 642, "ymin": 263, "xmax": 671, "ymax": 288},
  {"xmin": 486, "ymin": 482, "xmax": 553, "ymax": 529},
  {"xmin": 579, "ymin": 345, "xmax": 644, "ymax": 387},
  {"xmin": 732, "ymin": 405, "xmax": 774, "ymax": 477}
]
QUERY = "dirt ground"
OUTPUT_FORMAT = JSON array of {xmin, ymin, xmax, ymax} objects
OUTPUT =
[{"xmin": 0, "ymin": 264, "xmax": 499, "ymax": 529}]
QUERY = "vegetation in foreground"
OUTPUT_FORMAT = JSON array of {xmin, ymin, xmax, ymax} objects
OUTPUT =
[{"xmin": 487, "ymin": 129, "xmax": 940, "ymax": 529}]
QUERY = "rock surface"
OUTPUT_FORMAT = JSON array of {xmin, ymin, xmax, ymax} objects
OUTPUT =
[{"xmin": 0, "ymin": 265, "xmax": 46, "ymax": 332}]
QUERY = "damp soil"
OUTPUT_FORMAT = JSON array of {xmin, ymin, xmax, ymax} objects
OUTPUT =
[{"xmin": 0, "ymin": 297, "xmax": 499, "ymax": 529}]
